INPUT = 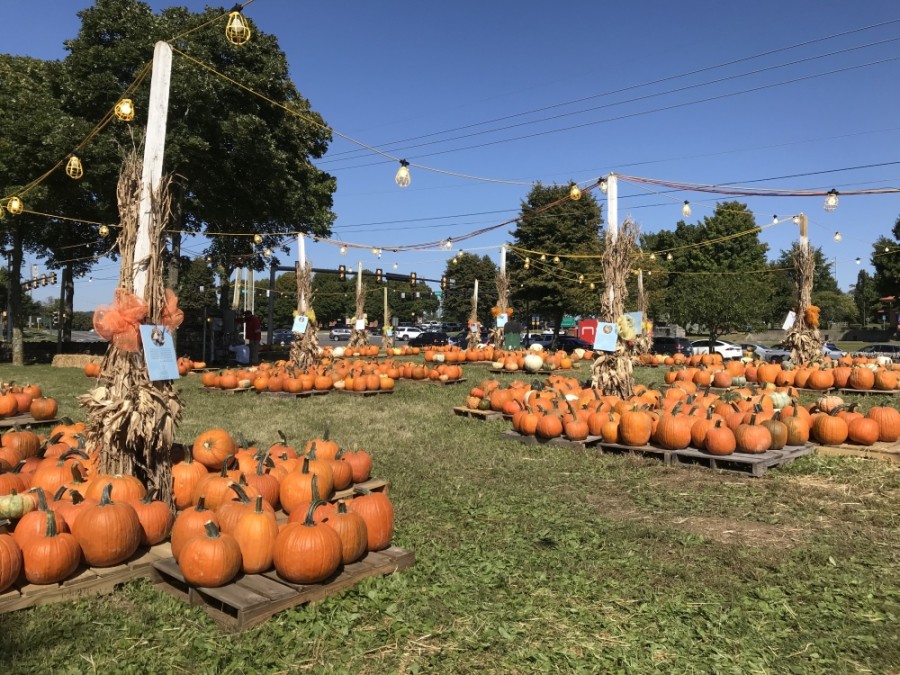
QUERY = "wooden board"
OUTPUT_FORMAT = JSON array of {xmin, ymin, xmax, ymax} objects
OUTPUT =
[
  {"xmin": 0, "ymin": 414, "xmax": 61, "ymax": 428},
  {"xmin": 815, "ymin": 439, "xmax": 900, "ymax": 463},
  {"xmin": 0, "ymin": 542, "xmax": 171, "ymax": 614},
  {"xmin": 837, "ymin": 388, "xmax": 900, "ymax": 397},
  {"xmin": 152, "ymin": 546, "xmax": 415, "ymax": 630},
  {"xmin": 405, "ymin": 378, "xmax": 467, "ymax": 386},
  {"xmin": 488, "ymin": 368, "xmax": 580, "ymax": 375},
  {"xmin": 452, "ymin": 406, "xmax": 505, "ymax": 422},
  {"xmin": 201, "ymin": 387, "xmax": 253, "ymax": 395},
  {"xmin": 499, "ymin": 430, "xmax": 813, "ymax": 476},
  {"xmin": 255, "ymin": 390, "xmax": 330, "ymax": 398},
  {"xmin": 335, "ymin": 389, "xmax": 394, "ymax": 397}
]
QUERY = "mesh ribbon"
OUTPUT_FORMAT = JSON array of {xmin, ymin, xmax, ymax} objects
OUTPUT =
[
  {"xmin": 93, "ymin": 288, "xmax": 148, "ymax": 352},
  {"xmin": 161, "ymin": 289, "xmax": 184, "ymax": 331}
]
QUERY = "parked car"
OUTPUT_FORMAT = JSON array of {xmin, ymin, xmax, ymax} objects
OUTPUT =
[
  {"xmin": 740, "ymin": 342, "xmax": 772, "ymax": 360},
  {"xmin": 822, "ymin": 341, "xmax": 846, "ymax": 359},
  {"xmin": 409, "ymin": 331, "xmax": 450, "ymax": 347},
  {"xmin": 853, "ymin": 344, "xmax": 900, "ymax": 362},
  {"xmin": 396, "ymin": 326, "xmax": 423, "ymax": 341},
  {"xmin": 765, "ymin": 341, "xmax": 846, "ymax": 363},
  {"xmin": 652, "ymin": 336, "xmax": 693, "ymax": 357},
  {"xmin": 269, "ymin": 328, "xmax": 294, "ymax": 344},
  {"xmin": 550, "ymin": 336, "xmax": 592, "ymax": 352},
  {"xmin": 329, "ymin": 325, "xmax": 351, "ymax": 341},
  {"xmin": 450, "ymin": 331, "xmax": 490, "ymax": 348},
  {"xmin": 691, "ymin": 339, "xmax": 743, "ymax": 360},
  {"xmin": 522, "ymin": 333, "xmax": 553, "ymax": 349}
]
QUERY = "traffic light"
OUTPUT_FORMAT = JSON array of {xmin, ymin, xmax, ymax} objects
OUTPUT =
[
  {"xmin": 440, "ymin": 275, "xmax": 448, "ymax": 291},
  {"xmin": 409, "ymin": 272, "xmax": 417, "ymax": 287},
  {"xmin": 375, "ymin": 268, "xmax": 383, "ymax": 284},
  {"xmin": 338, "ymin": 264, "xmax": 346, "ymax": 281},
  {"xmin": 50, "ymin": 273, "xmax": 57, "ymax": 284}
]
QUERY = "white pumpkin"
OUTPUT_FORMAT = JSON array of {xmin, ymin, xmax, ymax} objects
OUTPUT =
[
  {"xmin": 492, "ymin": 361, "xmax": 504, "ymax": 370},
  {"xmin": 333, "ymin": 346, "xmax": 346, "ymax": 358},
  {"xmin": 573, "ymin": 348, "xmax": 585, "ymax": 360},
  {"xmin": 433, "ymin": 353, "xmax": 445, "ymax": 363},
  {"xmin": 529, "ymin": 343, "xmax": 544, "ymax": 352},
  {"xmin": 523, "ymin": 353, "xmax": 544, "ymax": 372}
]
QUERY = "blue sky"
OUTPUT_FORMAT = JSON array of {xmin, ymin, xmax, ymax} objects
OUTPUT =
[{"xmin": 6, "ymin": 1, "xmax": 900, "ymax": 311}]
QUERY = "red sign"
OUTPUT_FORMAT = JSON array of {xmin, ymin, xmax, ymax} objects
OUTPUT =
[{"xmin": 577, "ymin": 319, "xmax": 598, "ymax": 343}]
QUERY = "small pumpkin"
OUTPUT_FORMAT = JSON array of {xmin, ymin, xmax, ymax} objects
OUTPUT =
[
  {"xmin": 21, "ymin": 510, "xmax": 80, "ymax": 584},
  {"xmin": 0, "ymin": 519, "xmax": 23, "ymax": 593},
  {"xmin": 232, "ymin": 495, "xmax": 278, "ymax": 574},
  {"xmin": 273, "ymin": 501, "xmax": 342, "ymax": 584},
  {"xmin": 171, "ymin": 496, "xmax": 218, "ymax": 561},
  {"xmin": 322, "ymin": 500, "xmax": 368, "ymax": 565},
  {"xmin": 178, "ymin": 520, "xmax": 242, "ymax": 587},
  {"xmin": 129, "ymin": 490, "xmax": 174, "ymax": 546},
  {"xmin": 348, "ymin": 487, "xmax": 394, "ymax": 552}
]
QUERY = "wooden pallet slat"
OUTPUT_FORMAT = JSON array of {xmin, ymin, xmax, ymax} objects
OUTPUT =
[
  {"xmin": 201, "ymin": 386, "xmax": 253, "ymax": 395},
  {"xmin": 815, "ymin": 439, "xmax": 900, "ymax": 463},
  {"xmin": 255, "ymin": 389, "xmax": 330, "ymax": 398},
  {"xmin": 837, "ymin": 388, "xmax": 900, "ymax": 397},
  {"xmin": 153, "ymin": 546, "xmax": 415, "ymax": 630},
  {"xmin": 452, "ymin": 406, "xmax": 504, "ymax": 421},
  {"xmin": 335, "ymin": 389, "xmax": 395, "ymax": 397},
  {"xmin": 0, "ymin": 414, "xmax": 61, "ymax": 428}
]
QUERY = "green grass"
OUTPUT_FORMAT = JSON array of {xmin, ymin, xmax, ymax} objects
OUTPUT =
[{"xmin": 0, "ymin": 362, "xmax": 898, "ymax": 673}]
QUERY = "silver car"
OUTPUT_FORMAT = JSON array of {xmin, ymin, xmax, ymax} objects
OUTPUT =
[{"xmin": 690, "ymin": 339, "xmax": 743, "ymax": 360}]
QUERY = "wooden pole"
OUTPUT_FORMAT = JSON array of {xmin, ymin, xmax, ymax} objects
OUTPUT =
[
  {"xmin": 607, "ymin": 172, "xmax": 618, "ymax": 308},
  {"xmin": 133, "ymin": 41, "xmax": 173, "ymax": 299},
  {"xmin": 500, "ymin": 245, "xmax": 506, "ymax": 275}
]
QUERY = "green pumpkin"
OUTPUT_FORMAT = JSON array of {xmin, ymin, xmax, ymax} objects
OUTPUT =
[{"xmin": 0, "ymin": 490, "xmax": 34, "ymax": 519}]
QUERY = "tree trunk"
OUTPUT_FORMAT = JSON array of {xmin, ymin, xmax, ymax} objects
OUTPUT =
[
  {"xmin": 62, "ymin": 262, "xmax": 74, "ymax": 343},
  {"xmin": 10, "ymin": 227, "xmax": 24, "ymax": 366}
]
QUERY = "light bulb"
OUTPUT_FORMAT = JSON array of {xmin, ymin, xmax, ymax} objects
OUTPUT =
[
  {"xmin": 824, "ymin": 189, "xmax": 839, "ymax": 212},
  {"xmin": 99, "ymin": 225, "xmax": 110, "ymax": 237},
  {"xmin": 540, "ymin": 254, "xmax": 546, "ymax": 262},
  {"xmin": 393, "ymin": 263, "xmax": 399, "ymax": 270},
  {"xmin": 524, "ymin": 258, "xmax": 530, "ymax": 270},
  {"xmin": 65, "ymin": 154, "xmax": 83, "ymax": 180},
  {"xmin": 553, "ymin": 256, "xmax": 560, "ymax": 264},
  {"xmin": 253, "ymin": 233, "xmax": 263, "ymax": 244},
  {"xmin": 856, "ymin": 257, "xmax": 861, "ymax": 265},
  {"xmin": 773, "ymin": 215, "xmax": 778, "ymax": 225},
  {"xmin": 682, "ymin": 201, "xmax": 692, "ymax": 218},
  {"xmin": 452, "ymin": 257, "xmax": 458, "ymax": 265},
  {"xmin": 263, "ymin": 248, "xmax": 271, "ymax": 257},
  {"xmin": 225, "ymin": 10, "xmax": 251, "ymax": 46},
  {"xmin": 649, "ymin": 253, "xmax": 656, "ymax": 261},
  {"xmin": 833, "ymin": 231, "xmax": 842, "ymax": 242},
  {"xmin": 7, "ymin": 196, "xmax": 23, "ymax": 215},
  {"xmin": 589, "ymin": 282, "xmax": 595, "ymax": 290},
  {"xmin": 578, "ymin": 274, "xmax": 584, "ymax": 283},
  {"xmin": 599, "ymin": 177, "xmax": 608, "ymax": 194},
  {"xmin": 114, "ymin": 98, "xmax": 134, "ymax": 122},
  {"xmin": 371, "ymin": 247, "xmax": 378, "ymax": 255},
  {"xmin": 339, "ymin": 245, "xmax": 347, "ymax": 255},
  {"xmin": 666, "ymin": 253, "xmax": 673, "ymax": 261},
  {"xmin": 792, "ymin": 215, "xmax": 801, "ymax": 225},
  {"xmin": 395, "ymin": 160, "xmax": 411, "ymax": 188},
  {"xmin": 569, "ymin": 184, "xmax": 582, "ymax": 201}
]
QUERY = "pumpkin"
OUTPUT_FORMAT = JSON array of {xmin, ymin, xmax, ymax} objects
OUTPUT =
[
  {"xmin": 190, "ymin": 458, "xmax": 241, "ymax": 510},
  {"xmin": 847, "ymin": 417, "xmax": 880, "ymax": 446},
  {"xmin": 535, "ymin": 413, "xmax": 563, "ymax": 440},
  {"xmin": 29, "ymin": 397, "xmax": 58, "ymax": 421},
  {"xmin": 52, "ymin": 489, "xmax": 96, "ymax": 532},
  {"xmin": 0, "ymin": 461, "xmax": 29, "ymax": 497},
  {"xmin": 84, "ymin": 473, "xmax": 146, "ymax": 503},
  {"xmin": 274, "ymin": 500, "xmax": 343, "ymax": 583},
  {"xmin": 811, "ymin": 410, "xmax": 849, "ymax": 446},
  {"xmin": 847, "ymin": 367, "xmax": 875, "ymax": 391},
  {"xmin": 523, "ymin": 353, "xmax": 544, "ymax": 372},
  {"xmin": 2, "ymin": 429, "xmax": 41, "ymax": 459},
  {"xmin": 280, "ymin": 458, "xmax": 323, "ymax": 515},
  {"xmin": 21, "ymin": 510, "xmax": 80, "ymax": 585},
  {"xmin": 304, "ymin": 426, "xmax": 340, "ymax": 461},
  {"xmin": 243, "ymin": 452, "xmax": 281, "ymax": 510},
  {"xmin": 192, "ymin": 429, "xmax": 237, "ymax": 471},
  {"xmin": 232, "ymin": 495, "xmax": 278, "ymax": 574},
  {"xmin": 178, "ymin": 520, "xmax": 242, "ymax": 587},
  {"xmin": 322, "ymin": 500, "xmax": 368, "ymax": 564},
  {"xmin": 0, "ymin": 488, "xmax": 35, "ymax": 519},
  {"xmin": 348, "ymin": 487, "xmax": 394, "ymax": 552},
  {"xmin": 867, "ymin": 406, "xmax": 900, "ymax": 442},
  {"xmin": 216, "ymin": 481, "xmax": 272, "ymax": 534},
  {"xmin": 13, "ymin": 488, "xmax": 68, "ymax": 549},
  {"xmin": 654, "ymin": 413, "xmax": 692, "ymax": 450},
  {"xmin": 30, "ymin": 450, "xmax": 88, "ymax": 498},
  {"xmin": 0, "ymin": 519, "xmax": 22, "ymax": 592},
  {"xmin": 329, "ymin": 451, "xmax": 353, "ymax": 491},
  {"xmin": 129, "ymin": 490, "xmax": 174, "ymax": 546},
  {"xmin": 619, "ymin": 408, "xmax": 653, "ymax": 447},
  {"xmin": 341, "ymin": 449, "xmax": 372, "ymax": 484},
  {"xmin": 704, "ymin": 421, "xmax": 736, "ymax": 456},
  {"xmin": 73, "ymin": 483, "xmax": 142, "ymax": 566},
  {"xmin": 171, "ymin": 496, "xmax": 218, "ymax": 561},
  {"xmin": 734, "ymin": 417, "xmax": 772, "ymax": 454},
  {"xmin": 172, "ymin": 445, "xmax": 209, "ymax": 511},
  {"xmin": 815, "ymin": 395, "xmax": 844, "ymax": 413}
]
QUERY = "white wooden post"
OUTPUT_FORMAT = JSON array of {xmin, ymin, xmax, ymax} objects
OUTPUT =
[
  {"xmin": 606, "ymin": 172, "xmax": 618, "ymax": 308},
  {"xmin": 133, "ymin": 41, "xmax": 173, "ymax": 299},
  {"xmin": 499, "ymin": 245, "xmax": 506, "ymax": 275},
  {"xmin": 297, "ymin": 233, "xmax": 308, "ymax": 312}
]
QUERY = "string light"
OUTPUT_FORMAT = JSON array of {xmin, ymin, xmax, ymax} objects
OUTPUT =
[
  {"xmin": 578, "ymin": 274, "xmax": 584, "ymax": 283},
  {"xmin": 792, "ymin": 215, "xmax": 801, "ymax": 225},
  {"xmin": 772, "ymin": 214, "xmax": 778, "ymax": 225},
  {"xmin": 442, "ymin": 238, "xmax": 453, "ymax": 250},
  {"xmin": 589, "ymin": 282, "xmax": 595, "ymax": 290},
  {"xmin": 65, "ymin": 154, "xmax": 83, "ymax": 180},
  {"xmin": 114, "ymin": 98, "xmax": 134, "ymax": 122},
  {"xmin": 7, "ymin": 197, "xmax": 23, "ymax": 215},
  {"xmin": 540, "ymin": 254, "xmax": 546, "ymax": 262},
  {"xmin": 833, "ymin": 231, "xmax": 842, "ymax": 242},
  {"xmin": 524, "ymin": 257, "xmax": 530, "ymax": 270},
  {"xmin": 649, "ymin": 253, "xmax": 656, "ymax": 261},
  {"xmin": 263, "ymin": 248, "xmax": 272, "ymax": 257},
  {"xmin": 395, "ymin": 160, "xmax": 411, "ymax": 188},
  {"xmin": 599, "ymin": 177, "xmax": 608, "ymax": 194},
  {"xmin": 339, "ymin": 245, "xmax": 347, "ymax": 255},
  {"xmin": 682, "ymin": 201, "xmax": 692, "ymax": 218},
  {"xmin": 666, "ymin": 253, "xmax": 673, "ymax": 261},
  {"xmin": 253, "ymin": 233, "xmax": 263, "ymax": 244},
  {"xmin": 392, "ymin": 262, "xmax": 399, "ymax": 270},
  {"xmin": 824, "ymin": 189, "xmax": 839, "ymax": 212},
  {"xmin": 225, "ymin": 8, "xmax": 251, "ymax": 46},
  {"xmin": 856, "ymin": 257, "xmax": 861, "ymax": 265},
  {"xmin": 553, "ymin": 256, "xmax": 560, "ymax": 264},
  {"xmin": 569, "ymin": 183, "xmax": 582, "ymax": 201},
  {"xmin": 99, "ymin": 225, "xmax": 110, "ymax": 237}
]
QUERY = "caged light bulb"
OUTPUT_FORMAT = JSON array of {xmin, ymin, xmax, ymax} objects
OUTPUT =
[
  {"xmin": 395, "ymin": 160, "xmax": 411, "ymax": 188},
  {"xmin": 682, "ymin": 201, "xmax": 692, "ymax": 218}
]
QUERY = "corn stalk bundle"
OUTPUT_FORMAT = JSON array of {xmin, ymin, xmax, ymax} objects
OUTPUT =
[
  {"xmin": 467, "ymin": 287, "xmax": 480, "ymax": 350},
  {"xmin": 347, "ymin": 277, "xmax": 369, "ymax": 348},
  {"xmin": 591, "ymin": 218, "xmax": 638, "ymax": 397},
  {"xmin": 492, "ymin": 271, "xmax": 510, "ymax": 350},
  {"xmin": 632, "ymin": 270, "xmax": 653, "ymax": 358},
  {"xmin": 290, "ymin": 261, "xmax": 320, "ymax": 368},
  {"xmin": 784, "ymin": 243, "xmax": 822, "ymax": 363},
  {"xmin": 382, "ymin": 303, "xmax": 394, "ymax": 352},
  {"xmin": 78, "ymin": 150, "xmax": 182, "ymax": 506}
]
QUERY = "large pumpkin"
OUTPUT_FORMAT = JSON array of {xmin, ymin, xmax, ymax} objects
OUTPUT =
[
  {"xmin": 273, "ymin": 503, "xmax": 342, "ymax": 584},
  {"xmin": 0, "ymin": 519, "xmax": 22, "ymax": 593},
  {"xmin": 232, "ymin": 495, "xmax": 278, "ymax": 574},
  {"xmin": 192, "ymin": 429, "xmax": 237, "ymax": 470},
  {"xmin": 73, "ymin": 483, "xmax": 142, "ymax": 567},
  {"xmin": 21, "ymin": 510, "xmax": 80, "ymax": 584},
  {"xmin": 178, "ymin": 520, "xmax": 242, "ymax": 587},
  {"xmin": 619, "ymin": 408, "xmax": 653, "ymax": 447},
  {"xmin": 867, "ymin": 406, "xmax": 900, "ymax": 442},
  {"xmin": 348, "ymin": 488, "xmax": 394, "ymax": 552}
]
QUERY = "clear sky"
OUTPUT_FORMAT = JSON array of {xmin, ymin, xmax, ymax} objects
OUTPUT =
[{"xmin": 5, "ymin": 1, "xmax": 900, "ymax": 311}]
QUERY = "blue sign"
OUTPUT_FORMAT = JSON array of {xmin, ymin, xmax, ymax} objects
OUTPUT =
[
  {"xmin": 140, "ymin": 325, "xmax": 180, "ymax": 381},
  {"xmin": 593, "ymin": 322, "xmax": 618, "ymax": 352}
]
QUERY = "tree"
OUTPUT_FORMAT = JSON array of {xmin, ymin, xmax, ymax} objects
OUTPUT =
[
  {"xmin": 872, "ymin": 228, "xmax": 900, "ymax": 300},
  {"xmin": 653, "ymin": 202, "xmax": 771, "ymax": 340},
  {"xmin": 509, "ymin": 183, "xmax": 603, "ymax": 334},
  {"xmin": 61, "ymin": 0, "xmax": 336, "ymax": 306},
  {"xmin": 311, "ymin": 271, "xmax": 354, "ymax": 326},
  {"xmin": 441, "ymin": 253, "xmax": 498, "ymax": 326},
  {"xmin": 851, "ymin": 269, "xmax": 880, "ymax": 326},
  {"xmin": 175, "ymin": 257, "xmax": 218, "ymax": 312}
]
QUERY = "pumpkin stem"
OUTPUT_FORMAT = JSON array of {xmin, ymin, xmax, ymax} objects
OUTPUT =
[
  {"xmin": 30, "ymin": 486, "xmax": 49, "ymax": 511},
  {"xmin": 143, "ymin": 489, "xmax": 157, "ymax": 504},
  {"xmin": 43, "ymin": 510, "xmax": 58, "ymax": 538},
  {"xmin": 99, "ymin": 483, "xmax": 114, "ymax": 506},
  {"xmin": 227, "ymin": 481, "xmax": 252, "ymax": 505},
  {"xmin": 53, "ymin": 485, "xmax": 67, "ymax": 502},
  {"xmin": 0, "ymin": 518, "xmax": 9, "ymax": 528},
  {"xmin": 203, "ymin": 519, "xmax": 221, "ymax": 538},
  {"xmin": 253, "ymin": 495, "xmax": 264, "ymax": 514},
  {"xmin": 10, "ymin": 460, "xmax": 26, "ymax": 475},
  {"xmin": 301, "ymin": 456, "xmax": 311, "ymax": 474},
  {"xmin": 195, "ymin": 495, "xmax": 208, "ymax": 512}
]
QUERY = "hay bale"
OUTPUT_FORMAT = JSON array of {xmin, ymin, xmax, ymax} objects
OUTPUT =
[{"xmin": 52, "ymin": 354, "xmax": 102, "ymax": 368}]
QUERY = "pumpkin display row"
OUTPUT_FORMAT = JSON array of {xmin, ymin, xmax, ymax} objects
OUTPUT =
[
  {"xmin": 0, "ymin": 383, "xmax": 58, "ymax": 421},
  {"xmin": 743, "ymin": 361, "xmax": 900, "ymax": 391},
  {"xmin": 464, "ymin": 377, "xmax": 900, "ymax": 452}
]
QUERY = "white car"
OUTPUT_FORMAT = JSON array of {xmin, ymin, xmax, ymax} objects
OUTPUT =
[
  {"xmin": 395, "ymin": 326, "xmax": 423, "ymax": 341},
  {"xmin": 690, "ymin": 339, "xmax": 743, "ymax": 360}
]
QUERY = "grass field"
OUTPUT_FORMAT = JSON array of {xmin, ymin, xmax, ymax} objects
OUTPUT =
[{"xmin": 0, "ymin": 361, "xmax": 898, "ymax": 674}]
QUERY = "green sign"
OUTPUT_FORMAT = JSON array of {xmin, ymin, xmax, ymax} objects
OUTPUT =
[{"xmin": 561, "ymin": 315, "xmax": 576, "ymax": 328}]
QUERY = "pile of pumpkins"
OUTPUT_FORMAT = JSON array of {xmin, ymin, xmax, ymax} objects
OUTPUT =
[
  {"xmin": 742, "ymin": 359, "xmax": 900, "ymax": 392},
  {"xmin": 0, "ymin": 383, "xmax": 58, "ymax": 421},
  {"xmin": 0, "ymin": 425, "xmax": 394, "ymax": 591},
  {"xmin": 464, "ymin": 377, "xmax": 900, "ymax": 453},
  {"xmin": 491, "ymin": 350, "xmax": 582, "ymax": 373}
]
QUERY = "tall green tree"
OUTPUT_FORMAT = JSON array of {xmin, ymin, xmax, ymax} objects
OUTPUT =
[
  {"xmin": 62, "ymin": 0, "xmax": 336, "ymax": 306},
  {"xmin": 851, "ymin": 269, "xmax": 880, "ymax": 327},
  {"xmin": 509, "ymin": 183, "xmax": 603, "ymax": 333},
  {"xmin": 872, "ymin": 220, "xmax": 900, "ymax": 299},
  {"xmin": 441, "ymin": 253, "xmax": 499, "ymax": 326},
  {"xmin": 652, "ymin": 201, "xmax": 771, "ymax": 340},
  {"xmin": 311, "ymin": 271, "xmax": 353, "ymax": 325}
]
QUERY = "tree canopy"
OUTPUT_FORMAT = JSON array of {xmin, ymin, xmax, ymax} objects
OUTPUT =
[{"xmin": 441, "ymin": 253, "xmax": 499, "ymax": 326}]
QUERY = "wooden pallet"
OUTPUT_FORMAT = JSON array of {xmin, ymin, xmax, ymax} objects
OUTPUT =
[
  {"xmin": 837, "ymin": 388, "xmax": 900, "ymax": 397},
  {"xmin": 152, "ymin": 546, "xmax": 415, "ymax": 630},
  {"xmin": 405, "ymin": 378, "xmax": 467, "ymax": 386},
  {"xmin": 499, "ymin": 430, "xmax": 812, "ymax": 476},
  {"xmin": 452, "ymin": 406, "xmax": 505, "ymax": 421},
  {"xmin": 335, "ymin": 389, "xmax": 395, "ymax": 397},
  {"xmin": 0, "ymin": 414, "xmax": 61, "ymax": 429},
  {"xmin": 255, "ymin": 390, "xmax": 331, "ymax": 398},
  {"xmin": 201, "ymin": 387, "xmax": 253, "ymax": 395},
  {"xmin": 815, "ymin": 439, "xmax": 900, "ymax": 463},
  {"xmin": 488, "ymin": 368, "xmax": 580, "ymax": 376},
  {"xmin": 0, "ymin": 542, "xmax": 171, "ymax": 614}
]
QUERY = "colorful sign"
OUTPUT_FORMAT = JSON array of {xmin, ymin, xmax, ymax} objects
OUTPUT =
[
  {"xmin": 140, "ymin": 325, "xmax": 180, "ymax": 381},
  {"xmin": 593, "ymin": 322, "xmax": 618, "ymax": 352},
  {"xmin": 292, "ymin": 315, "xmax": 309, "ymax": 334}
]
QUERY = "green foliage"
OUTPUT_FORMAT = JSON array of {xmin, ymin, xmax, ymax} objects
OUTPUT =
[
  {"xmin": 175, "ymin": 257, "xmax": 218, "ymax": 311},
  {"xmin": 851, "ymin": 269, "xmax": 880, "ymax": 326},
  {"xmin": 441, "ymin": 253, "xmax": 499, "ymax": 325},
  {"xmin": 311, "ymin": 270, "xmax": 353, "ymax": 325},
  {"xmin": 872, "ymin": 228, "xmax": 900, "ymax": 299},
  {"xmin": 509, "ymin": 183, "xmax": 603, "ymax": 329},
  {"xmin": 645, "ymin": 202, "xmax": 771, "ymax": 338}
]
